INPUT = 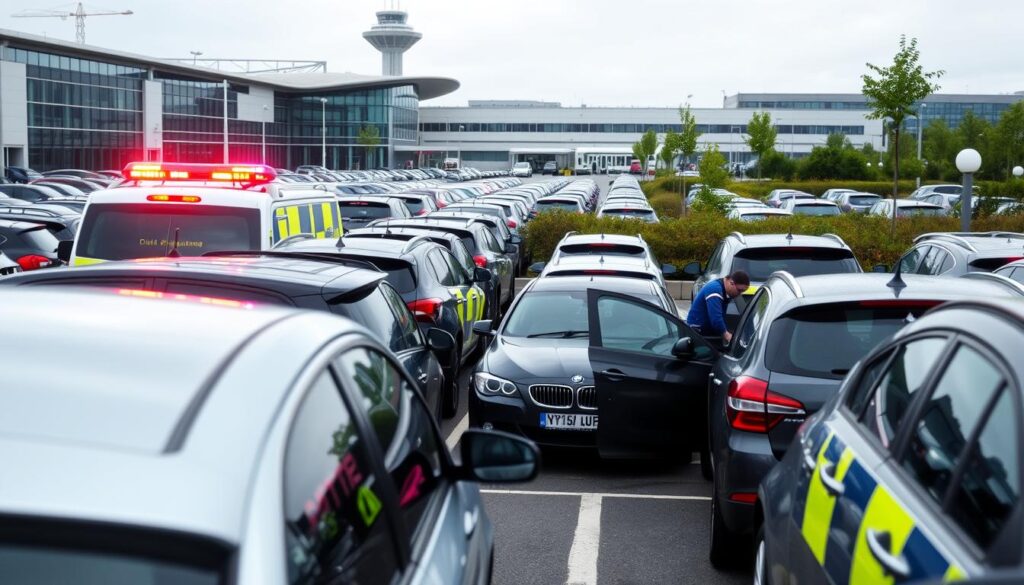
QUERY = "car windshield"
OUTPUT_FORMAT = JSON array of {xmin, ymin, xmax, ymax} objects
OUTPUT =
[
  {"xmin": 896, "ymin": 206, "xmax": 943, "ymax": 217},
  {"xmin": 731, "ymin": 247, "xmax": 860, "ymax": 281},
  {"xmin": 969, "ymin": 256, "xmax": 1024, "ymax": 272},
  {"xmin": 848, "ymin": 195, "xmax": 880, "ymax": 206},
  {"xmin": 0, "ymin": 542, "xmax": 222, "ymax": 585},
  {"xmin": 792, "ymin": 205, "xmax": 840, "ymax": 216},
  {"xmin": 766, "ymin": 301, "xmax": 942, "ymax": 379},
  {"xmin": 503, "ymin": 291, "xmax": 590, "ymax": 337},
  {"xmin": 76, "ymin": 203, "xmax": 261, "ymax": 260}
]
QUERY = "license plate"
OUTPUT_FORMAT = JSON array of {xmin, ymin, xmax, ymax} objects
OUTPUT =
[{"xmin": 540, "ymin": 412, "xmax": 598, "ymax": 431}]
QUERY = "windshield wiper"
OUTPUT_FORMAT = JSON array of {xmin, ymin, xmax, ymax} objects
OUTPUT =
[{"xmin": 527, "ymin": 330, "xmax": 588, "ymax": 338}]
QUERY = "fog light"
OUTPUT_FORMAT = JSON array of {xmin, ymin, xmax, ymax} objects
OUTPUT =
[{"xmin": 482, "ymin": 422, "xmax": 494, "ymax": 431}]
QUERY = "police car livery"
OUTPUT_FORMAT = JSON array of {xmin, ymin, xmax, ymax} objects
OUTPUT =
[
  {"xmin": 67, "ymin": 162, "xmax": 341, "ymax": 266},
  {"xmin": 756, "ymin": 299, "xmax": 1024, "ymax": 585}
]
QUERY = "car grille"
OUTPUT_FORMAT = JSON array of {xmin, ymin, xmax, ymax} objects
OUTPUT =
[
  {"xmin": 577, "ymin": 386, "xmax": 597, "ymax": 410},
  {"xmin": 529, "ymin": 384, "xmax": 573, "ymax": 408}
]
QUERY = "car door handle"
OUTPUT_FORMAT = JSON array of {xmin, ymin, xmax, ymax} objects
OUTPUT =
[
  {"xmin": 711, "ymin": 376, "xmax": 723, "ymax": 386},
  {"xmin": 865, "ymin": 529, "xmax": 910, "ymax": 579},
  {"xmin": 818, "ymin": 462, "xmax": 845, "ymax": 497},
  {"xmin": 456, "ymin": 298, "xmax": 466, "ymax": 304},
  {"xmin": 801, "ymin": 445, "xmax": 818, "ymax": 470},
  {"xmin": 600, "ymin": 369, "xmax": 626, "ymax": 381},
  {"xmin": 464, "ymin": 506, "xmax": 479, "ymax": 538},
  {"xmin": 417, "ymin": 372, "xmax": 429, "ymax": 384}
]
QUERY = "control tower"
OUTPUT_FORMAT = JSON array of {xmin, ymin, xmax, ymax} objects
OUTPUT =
[{"xmin": 362, "ymin": 6, "xmax": 422, "ymax": 77}]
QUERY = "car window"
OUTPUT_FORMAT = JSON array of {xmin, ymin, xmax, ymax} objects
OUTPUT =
[
  {"xmin": 427, "ymin": 249, "xmax": 458, "ymax": 287},
  {"xmin": 333, "ymin": 286, "xmax": 413, "ymax": 353},
  {"xmin": 440, "ymin": 249, "xmax": 469, "ymax": 285},
  {"xmin": 730, "ymin": 247, "xmax": 860, "ymax": 281},
  {"xmin": 732, "ymin": 289, "xmax": 769, "ymax": 359},
  {"xmin": 336, "ymin": 348, "xmax": 445, "ymax": 543},
  {"xmin": 916, "ymin": 246, "xmax": 938, "ymax": 274},
  {"xmin": 845, "ymin": 349, "xmax": 895, "ymax": 417},
  {"xmin": 597, "ymin": 295, "xmax": 683, "ymax": 357},
  {"xmin": 283, "ymin": 370, "xmax": 399, "ymax": 585},
  {"xmin": 898, "ymin": 246, "xmax": 926, "ymax": 274},
  {"xmin": 860, "ymin": 337, "xmax": 948, "ymax": 449},
  {"xmin": 705, "ymin": 243, "xmax": 725, "ymax": 274},
  {"xmin": 379, "ymin": 283, "xmax": 422, "ymax": 350},
  {"xmin": 900, "ymin": 344, "xmax": 1004, "ymax": 504},
  {"xmin": 479, "ymin": 228, "xmax": 504, "ymax": 254}
]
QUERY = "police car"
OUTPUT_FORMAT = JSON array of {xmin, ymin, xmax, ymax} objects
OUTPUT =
[
  {"xmin": 64, "ymin": 162, "xmax": 341, "ymax": 266},
  {"xmin": 756, "ymin": 299, "xmax": 1024, "ymax": 585}
]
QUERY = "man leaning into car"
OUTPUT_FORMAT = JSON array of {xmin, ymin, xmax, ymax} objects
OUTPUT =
[{"xmin": 686, "ymin": 270, "xmax": 750, "ymax": 344}]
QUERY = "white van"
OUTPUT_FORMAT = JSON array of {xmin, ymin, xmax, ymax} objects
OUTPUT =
[{"xmin": 66, "ymin": 162, "xmax": 341, "ymax": 266}]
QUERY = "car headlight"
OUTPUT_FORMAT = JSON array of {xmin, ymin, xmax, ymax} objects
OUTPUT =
[{"xmin": 473, "ymin": 372, "xmax": 519, "ymax": 396}]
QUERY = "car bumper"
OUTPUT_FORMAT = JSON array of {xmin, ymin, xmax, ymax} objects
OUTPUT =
[
  {"xmin": 469, "ymin": 391, "xmax": 597, "ymax": 448},
  {"xmin": 716, "ymin": 430, "xmax": 778, "ymax": 534}
]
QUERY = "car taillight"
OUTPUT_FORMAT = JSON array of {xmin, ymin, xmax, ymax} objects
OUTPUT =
[
  {"xmin": 506, "ymin": 219, "xmax": 517, "ymax": 228},
  {"xmin": 437, "ymin": 200, "xmax": 448, "ymax": 208},
  {"xmin": 415, "ymin": 209, "xmax": 428, "ymax": 215},
  {"xmin": 16, "ymin": 254, "xmax": 52, "ymax": 271},
  {"xmin": 407, "ymin": 298, "xmax": 443, "ymax": 323},
  {"xmin": 726, "ymin": 376, "xmax": 805, "ymax": 433},
  {"xmin": 473, "ymin": 255, "xmax": 488, "ymax": 268}
]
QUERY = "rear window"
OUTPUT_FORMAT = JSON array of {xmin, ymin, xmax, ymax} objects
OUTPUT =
[
  {"xmin": 934, "ymin": 186, "xmax": 961, "ymax": 194},
  {"xmin": 792, "ymin": 205, "xmax": 840, "ymax": 216},
  {"xmin": 603, "ymin": 208, "xmax": 654, "ymax": 217},
  {"xmin": 738, "ymin": 213, "xmax": 779, "ymax": 221},
  {"xmin": 357, "ymin": 257, "xmax": 417, "ymax": 294},
  {"xmin": 338, "ymin": 201, "xmax": 392, "ymax": 221},
  {"xmin": 731, "ymin": 247, "xmax": 859, "ymax": 281},
  {"xmin": 897, "ymin": 206, "xmax": 944, "ymax": 218},
  {"xmin": 766, "ymin": 301, "xmax": 942, "ymax": 379},
  {"xmin": 969, "ymin": 256, "xmax": 1024, "ymax": 272},
  {"xmin": 401, "ymin": 199, "xmax": 429, "ymax": 215},
  {"xmin": 559, "ymin": 243, "xmax": 645, "ymax": 257},
  {"xmin": 546, "ymin": 269, "xmax": 655, "ymax": 280},
  {"xmin": 13, "ymin": 226, "xmax": 60, "ymax": 252},
  {"xmin": 77, "ymin": 203, "xmax": 260, "ymax": 260},
  {"xmin": 536, "ymin": 201, "xmax": 579, "ymax": 212},
  {"xmin": 848, "ymin": 195, "xmax": 880, "ymax": 206},
  {"xmin": 0, "ymin": 546, "xmax": 221, "ymax": 584}
]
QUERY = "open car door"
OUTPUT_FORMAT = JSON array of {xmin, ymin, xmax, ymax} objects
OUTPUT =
[{"xmin": 586, "ymin": 289, "xmax": 718, "ymax": 459}]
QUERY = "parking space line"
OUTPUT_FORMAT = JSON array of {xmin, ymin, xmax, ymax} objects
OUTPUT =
[
  {"xmin": 566, "ymin": 494, "xmax": 602, "ymax": 585},
  {"xmin": 481, "ymin": 489, "xmax": 711, "ymax": 501},
  {"xmin": 446, "ymin": 413, "xmax": 469, "ymax": 451}
]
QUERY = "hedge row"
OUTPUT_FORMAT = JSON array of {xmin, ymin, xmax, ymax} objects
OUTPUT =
[{"xmin": 521, "ymin": 210, "xmax": 1024, "ymax": 274}]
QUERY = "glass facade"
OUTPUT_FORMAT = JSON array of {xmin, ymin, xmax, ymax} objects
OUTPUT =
[
  {"xmin": 422, "ymin": 122, "xmax": 865, "ymax": 136},
  {"xmin": 4, "ymin": 46, "xmax": 145, "ymax": 171}
]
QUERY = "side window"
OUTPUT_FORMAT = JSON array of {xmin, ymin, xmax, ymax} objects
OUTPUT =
[
  {"xmin": 450, "ymin": 242, "xmax": 476, "ymax": 275},
  {"xmin": 917, "ymin": 246, "xmax": 939, "ymax": 274},
  {"xmin": 283, "ymin": 370, "xmax": 399, "ymax": 585},
  {"xmin": 860, "ymin": 337, "xmax": 948, "ymax": 449},
  {"xmin": 427, "ymin": 250, "xmax": 457, "ymax": 287},
  {"xmin": 597, "ymin": 295, "xmax": 684, "ymax": 357},
  {"xmin": 440, "ymin": 250, "xmax": 469, "ymax": 285},
  {"xmin": 731, "ymin": 289, "xmax": 769, "ymax": 359},
  {"xmin": 898, "ymin": 246, "xmax": 927, "ymax": 274},
  {"xmin": 336, "ymin": 348, "xmax": 446, "ymax": 543},
  {"xmin": 480, "ymin": 229, "xmax": 504, "ymax": 254},
  {"xmin": 705, "ymin": 243, "xmax": 724, "ymax": 275},
  {"xmin": 380, "ymin": 283, "xmax": 422, "ymax": 349},
  {"xmin": 938, "ymin": 251, "xmax": 955, "ymax": 274},
  {"xmin": 845, "ymin": 349, "xmax": 894, "ymax": 418},
  {"xmin": 900, "ymin": 344, "xmax": 1003, "ymax": 503}
]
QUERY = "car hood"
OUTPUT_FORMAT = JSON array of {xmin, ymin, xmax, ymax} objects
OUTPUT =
[{"xmin": 481, "ymin": 336, "xmax": 592, "ymax": 385}]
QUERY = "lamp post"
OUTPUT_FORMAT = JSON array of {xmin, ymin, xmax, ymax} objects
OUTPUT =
[
  {"xmin": 1013, "ymin": 166, "xmax": 1023, "ymax": 179},
  {"xmin": 956, "ymin": 148, "xmax": 982, "ymax": 232},
  {"xmin": 916, "ymin": 103, "xmax": 926, "ymax": 189},
  {"xmin": 190, "ymin": 50, "xmax": 202, "ymax": 65},
  {"xmin": 261, "ymin": 105, "xmax": 269, "ymax": 165},
  {"xmin": 320, "ymin": 98, "xmax": 328, "ymax": 169}
]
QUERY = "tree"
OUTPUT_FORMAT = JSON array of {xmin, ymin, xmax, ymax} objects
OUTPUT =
[
  {"xmin": 357, "ymin": 125, "xmax": 382, "ymax": 169},
  {"xmin": 759, "ymin": 149, "xmax": 796, "ymax": 181},
  {"xmin": 797, "ymin": 133, "xmax": 870, "ymax": 180},
  {"xmin": 992, "ymin": 102, "xmax": 1024, "ymax": 179},
  {"xmin": 677, "ymin": 105, "xmax": 702, "ymax": 213},
  {"xmin": 861, "ymin": 35, "xmax": 943, "ymax": 231},
  {"xmin": 745, "ymin": 112, "xmax": 777, "ymax": 179},
  {"xmin": 922, "ymin": 119, "xmax": 960, "ymax": 180},
  {"xmin": 660, "ymin": 130, "xmax": 681, "ymax": 171},
  {"xmin": 698, "ymin": 144, "xmax": 729, "ymax": 189},
  {"xmin": 630, "ymin": 129, "xmax": 658, "ymax": 180}
]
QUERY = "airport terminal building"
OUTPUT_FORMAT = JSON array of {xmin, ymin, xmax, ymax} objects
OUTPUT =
[{"xmin": 0, "ymin": 28, "xmax": 458, "ymax": 172}]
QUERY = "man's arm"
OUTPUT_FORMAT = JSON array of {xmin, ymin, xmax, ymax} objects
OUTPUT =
[{"xmin": 705, "ymin": 292, "xmax": 728, "ymax": 335}]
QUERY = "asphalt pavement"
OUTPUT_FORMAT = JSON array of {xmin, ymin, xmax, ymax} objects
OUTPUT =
[{"xmin": 440, "ymin": 172, "xmax": 749, "ymax": 585}]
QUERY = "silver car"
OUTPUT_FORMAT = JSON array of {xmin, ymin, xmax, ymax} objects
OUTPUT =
[{"xmin": 0, "ymin": 287, "xmax": 538, "ymax": 584}]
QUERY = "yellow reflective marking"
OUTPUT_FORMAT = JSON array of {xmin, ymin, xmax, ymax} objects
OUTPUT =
[
  {"xmin": 321, "ymin": 202, "xmax": 337, "ymax": 237},
  {"xmin": 743, "ymin": 285, "xmax": 760, "ymax": 296},
  {"xmin": 276, "ymin": 217, "xmax": 288, "ymax": 240},
  {"xmin": 307, "ymin": 204, "xmax": 320, "ymax": 237},
  {"xmin": 850, "ymin": 487, "xmax": 915, "ymax": 585},
  {"xmin": 943, "ymin": 564, "xmax": 966, "ymax": 582},
  {"xmin": 286, "ymin": 205, "xmax": 301, "ymax": 236},
  {"xmin": 72, "ymin": 256, "xmax": 106, "ymax": 267},
  {"xmin": 472, "ymin": 286, "xmax": 485, "ymax": 320},
  {"xmin": 451, "ymin": 288, "xmax": 465, "ymax": 324},
  {"xmin": 801, "ymin": 433, "xmax": 855, "ymax": 565},
  {"xmin": 465, "ymin": 288, "xmax": 473, "ymax": 325}
]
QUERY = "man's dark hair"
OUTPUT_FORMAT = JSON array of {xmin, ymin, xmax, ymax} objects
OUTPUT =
[{"xmin": 728, "ymin": 270, "xmax": 750, "ymax": 287}]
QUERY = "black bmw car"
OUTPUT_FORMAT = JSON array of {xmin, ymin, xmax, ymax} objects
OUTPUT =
[{"xmin": 469, "ymin": 274, "xmax": 714, "ymax": 457}]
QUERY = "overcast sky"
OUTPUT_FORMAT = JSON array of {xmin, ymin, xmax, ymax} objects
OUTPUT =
[{"xmin": 2, "ymin": 0, "xmax": 1021, "ymax": 107}]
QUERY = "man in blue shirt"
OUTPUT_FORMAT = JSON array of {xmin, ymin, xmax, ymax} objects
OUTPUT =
[{"xmin": 686, "ymin": 271, "xmax": 750, "ymax": 344}]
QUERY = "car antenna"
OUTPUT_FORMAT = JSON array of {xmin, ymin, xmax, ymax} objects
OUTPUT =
[
  {"xmin": 168, "ymin": 228, "xmax": 181, "ymax": 258},
  {"xmin": 886, "ymin": 260, "xmax": 907, "ymax": 294},
  {"xmin": 786, "ymin": 228, "xmax": 793, "ymax": 242}
]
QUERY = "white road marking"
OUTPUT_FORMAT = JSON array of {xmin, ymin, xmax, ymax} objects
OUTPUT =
[
  {"xmin": 566, "ymin": 494, "xmax": 602, "ymax": 585},
  {"xmin": 446, "ymin": 413, "xmax": 469, "ymax": 451},
  {"xmin": 481, "ymin": 489, "xmax": 710, "ymax": 501}
]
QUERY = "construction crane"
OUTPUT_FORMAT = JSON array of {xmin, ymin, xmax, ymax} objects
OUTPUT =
[{"xmin": 12, "ymin": 3, "xmax": 133, "ymax": 44}]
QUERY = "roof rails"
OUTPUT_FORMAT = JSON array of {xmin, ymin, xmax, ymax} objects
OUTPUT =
[
  {"xmin": 728, "ymin": 231, "xmax": 747, "ymax": 245},
  {"xmin": 944, "ymin": 231, "xmax": 1024, "ymax": 241},
  {"xmin": 272, "ymin": 233, "xmax": 318, "ymax": 249},
  {"xmin": 201, "ymin": 250, "xmax": 380, "ymax": 272},
  {"xmin": 960, "ymin": 272, "xmax": 1024, "ymax": 297},
  {"xmin": 913, "ymin": 233, "xmax": 979, "ymax": 253},
  {"xmin": 820, "ymin": 233, "xmax": 848, "ymax": 247},
  {"xmin": 770, "ymin": 270, "xmax": 804, "ymax": 298},
  {"xmin": 401, "ymin": 235, "xmax": 433, "ymax": 254},
  {"xmin": 0, "ymin": 206, "xmax": 67, "ymax": 219}
]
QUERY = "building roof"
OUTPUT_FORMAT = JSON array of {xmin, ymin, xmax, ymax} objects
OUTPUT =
[{"xmin": 0, "ymin": 28, "xmax": 459, "ymax": 100}]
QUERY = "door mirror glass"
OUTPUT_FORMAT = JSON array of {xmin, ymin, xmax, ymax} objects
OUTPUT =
[
  {"xmin": 510, "ymin": 234, "xmax": 523, "ymax": 245},
  {"xmin": 473, "ymin": 267, "xmax": 493, "ymax": 283},
  {"xmin": 682, "ymin": 261, "xmax": 702, "ymax": 278},
  {"xmin": 56, "ymin": 240, "xmax": 73, "ymax": 263},
  {"xmin": 504, "ymin": 243, "xmax": 516, "ymax": 254},
  {"xmin": 529, "ymin": 261, "xmax": 546, "ymax": 273},
  {"xmin": 426, "ymin": 327, "xmax": 456, "ymax": 354},
  {"xmin": 671, "ymin": 337, "xmax": 695, "ymax": 359},
  {"xmin": 661, "ymin": 263, "xmax": 677, "ymax": 276},
  {"xmin": 459, "ymin": 429, "xmax": 540, "ymax": 483},
  {"xmin": 872, "ymin": 264, "xmax": 890, "ymax": 273},
  {"xmin": 472, "ymin": 319, "xmax": 495, "ymax": 337}
]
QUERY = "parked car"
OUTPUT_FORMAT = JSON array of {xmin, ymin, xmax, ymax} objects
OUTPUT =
[
  {"xmin": 884, "ymin": 232, "xmax": 1024, "ymax": 276},
  {"xmin": 542, "ymin": 161, "xmax": 559, "ymax": 175},
  {"xmin": 868, "ymin": 199, "xmax": 946, "ymax": 218},
  {"xmin": 336, "ymin": 195, "xmax": 413, "ymax": 232},
  {"xmin": 511, "ymin": 162, "xmax": 534, "ymax": 177},
  {"xmin": 0, "ymin": 218, "xmax": 62, "ymax": 271},
  {"xmin": 780, "ymin": 199, "xmax": 841, "ymax": 216},
  {"xmin": 3, "ymin": 165, "xmax": 42, "ymax": 183},
  {"xmin": 835, "ymin": 191, "xmax": 882, "ymax": 213}
]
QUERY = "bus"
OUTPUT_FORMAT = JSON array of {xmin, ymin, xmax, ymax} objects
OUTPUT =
[{"xmin": 573, "ymin": 147, "xmax": 635, "ymax": 175}]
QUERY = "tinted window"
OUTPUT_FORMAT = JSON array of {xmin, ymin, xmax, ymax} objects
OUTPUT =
[
  {"xmin": 427, "ymin": 250, "xmax": 458, "ymax": 286},
  {"xmin": 339, "ymin": 201, "xmax": 393, "ymax": 222},
  {"xmin": 0, "ymin": 544, "xmax": 220, "ymax": 585},
  {"xmin": 77, "ymin": 204, "xmax": 260, "ymax": 261},
  {"xmin": 969, "ymin": 257, "xmax": 1024, "ymax": 272},
  {"xmin": 359, "ymin": 258, "xmax": 416, "ymax": 294},
  {"xmin": 897, "ymin": 206, "xmax": 944, "ymax": 218},
  {"xmin": 860, "ymin": 337, "xmax": 948, "ymax": 449},
  {"xmin": 603, "ymin": 208, "xmax": 656, "ymax": 217},
  {"xmin": 845, "ymin": 350, "xmax": 894, "ymax": 417},
  {"xmin": 792, "ymin": 205, "xmax": 840, "ymax": 216},
  {"xmin": 333, "ymin": 287, "xmax": 413, "ymax": 353},
  {"xmin": 535, "ymin": 201, "xmax": 580, "ymax": 212},
  {"xmin": 402, "ymin": 198, "xmax": 428, "ymax": 215},
  {"xmin": 901, "ymin": 345, "xmax": 1003, "ymax": 503},
  {"xmin": 479, "ymin": 228, "xmax": 504, "ymax": 254},
  {"xmin": 898, "ymin": 247, "xmax": 926, "ymax": 273},
  {"xmin": 730, "ymin": 247, "xmax": 860, "ymax": 282},
  {"xmin": 440, "ymin": 250, "xmax": 469, "ymax": 285},
  {"xmin": 597, "ymin": 296, "xmax": 682, "ymax": 357},
  {"xmin": 284, "ymin": 371, "xmax": 399, "ymax": 584},
  {"xmin": 503, "ymin": 291, "xmax": 590, "ymax": 337},
  {"xmin": 449, "ymin": 240, "xmax": 476, "ymax": 274},
  {"xmin": 10, "ymin": 226, "xmax": 59, "ymax": 253},
  {"xmin": 848, "ymin": 195, "xmax": 880, "ymax": 206},
  {"xmin": 732, "ymin": 289, "xmax": 769, "ymax": 359},
  {"xmin": 950, "ymin": 389, "xmax": 1019, "ymax": 549},
  {"xmin": 380, "ymin": 284, "xmax": 422, "ymax": 351}
]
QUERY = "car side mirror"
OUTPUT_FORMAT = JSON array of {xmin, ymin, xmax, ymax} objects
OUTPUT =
[
  {"xmin": 56, "ymin": 240, "xmax": 73, "ymax": 263},
  {"xmin": 510, "ymin": 234, "xmax": 523, "ymax": 245},
  {"xmin": 661, "ymin": 263, "xmax": 677, "ymax": 276},
  {"xmin": 671, "ymin": 337, "xmax": 696, "ymax": 360},
  {"xmin": 872, "ymin": 264, "xmax": 890, "ymax": 273},
  {"xmin": 473, "ymin": 267, "xmax": 493, "ymax": 283},
  {"xmin": 682, "ymin": 261, "xmax": 702, "ymax": 278},
  {"xmin": 529, "ymin": 261, "xmax": 546, "ymax": 274},
  {"xmin": 472, "ymin": 319, "xmax": 495, "ymax": 337},
  {"xmin": 504, "ymin": 242, "xmax": 517, "ymax": 254},
  {"xmin": 458, "ymin": 429, "xmax": 540, "ymax": 483},
  {"xmin": 426, "ymin": 327, "xmax": 456, "ymax": 355}
]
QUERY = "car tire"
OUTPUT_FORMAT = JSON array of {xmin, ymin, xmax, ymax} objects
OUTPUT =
[
  {"xmin": 709, "ymin": 481, "xmax": 742, "ymax": 569},
  {"xmin": 753, "ymin": 523, "xmax": 769, "ymax": 585}
]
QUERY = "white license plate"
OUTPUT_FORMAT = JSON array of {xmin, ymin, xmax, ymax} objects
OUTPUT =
[{"xmin": 540, "ymin": 412, "xmax": 598, "ymax": 431}]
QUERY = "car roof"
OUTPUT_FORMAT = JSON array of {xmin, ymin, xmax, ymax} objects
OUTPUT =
[
  {"xmin": 894, "ymin": 200, "xmax": 942, "ymax": 208},
  {"xmin": 771, "ymin": 272, "xmax": 1024, "ymax": 305},
  {"xmin": 915, "ymin": 232, "xmax": 1024, "ymax": 253},
  {"xmin": 527, "ymin": 274, "xmax": 664, "ymax": 298},
  {"xmin": 559, "ymin": 233, "xmax": 646, "ymax": 246},
  {"xmin": 791, "ymin": 200, "xmax": 838, "ymax": 206},
  {"xmin": 728, "ymin": 233, "xmax": 851, "ymax": 249}
]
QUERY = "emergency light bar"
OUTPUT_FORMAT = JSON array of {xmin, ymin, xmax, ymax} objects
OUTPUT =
[{"xmin": 123, "ymin": 163, "xmax": 277, "ymax": 185}]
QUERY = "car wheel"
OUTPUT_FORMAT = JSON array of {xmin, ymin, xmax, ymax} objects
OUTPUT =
[
  {"xmin": 709, "ymin": 481, "xmax": 742, "ymax": 569},
  {"xmin": 753, "ymin": 524, "xmax": 769, "ymax": 585}
]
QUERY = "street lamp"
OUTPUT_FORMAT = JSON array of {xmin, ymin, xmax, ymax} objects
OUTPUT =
[
  {"xmin": 1013, "ymin": 166, "xmax": 1023, "ymax": 178},
  {"xmin": 956, "ymin": 148, "xmax": 982, "ymax": 232},
  {"xmin": 320, "ymin": 98, "xmax": 328, "ymax": 169},
  {"xmin": 190, "ymin": 51, "xmax": 202, "ymax": 65},
  {"xmin": 916, "ymin": 103, "xmax": 927, "ymax": 188},
  {"xmin": 261, "ymin": 104, "xmax": 269, "ymax": 165}
]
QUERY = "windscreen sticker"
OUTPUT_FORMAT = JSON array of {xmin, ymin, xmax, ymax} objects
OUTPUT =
[
  {"xmin": 137, "ymin": 237, "xmax": 205, "ymax": 249},
  {"xmin": 357, "ymin": 485, "xmax": 382, "ymax": 527}
]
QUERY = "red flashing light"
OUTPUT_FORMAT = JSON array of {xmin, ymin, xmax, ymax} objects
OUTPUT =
[
  {"xmin": 123, "ymin": 162, "xmax": 276, "ymax": 185},
  {"xmin": 726, "ymin": 376, "xmax": 805, "ymax": 433},
  {"xmin": 473, "ymin": 255, "xmax": 488, "ymax": 268},
  {"xmin": 116, "ymin": 288, "xmax": 255, "ymax": 309},
  {"xmin": 407, "ymin": 298, "xmax": 443, "ymax": 323},
  {"xmin": 147, "ymin": 195, "xmax": 202, "ymax": 203},
  {"xmin": 728, "ymin": 492, "xmax": 758, "ymax": 504},
  {"xmin": 16, "ymin": 254, "xmax": 52, "ymax": 271}
]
